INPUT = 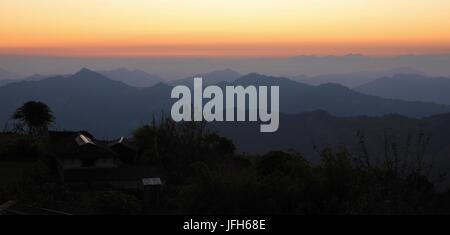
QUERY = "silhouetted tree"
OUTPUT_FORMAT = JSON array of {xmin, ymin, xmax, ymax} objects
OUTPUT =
[{"xmin": 11, "ymin": 101, "xmax": 55, "ymax": 135}]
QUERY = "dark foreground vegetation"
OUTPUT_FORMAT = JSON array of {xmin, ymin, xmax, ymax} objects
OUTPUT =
[{"xmin": 1, "ymin": 101, "xmax": 450, "ymax": 214}]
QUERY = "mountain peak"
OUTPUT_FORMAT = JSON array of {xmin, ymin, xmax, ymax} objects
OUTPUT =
[
  {"xmin": 72, "ymin": 68, "xmax": 111, "ymax": 80},
  {"xmin": 98, "ymin": 68, "xmax": 164, "ymax": 87},
  {"xmin": 76, "ymin": 68, "xmax": 98, "ymax": 75},
  {"xmin": 69, "ymin": 68, "xmax": 115, "ymax": 83}
]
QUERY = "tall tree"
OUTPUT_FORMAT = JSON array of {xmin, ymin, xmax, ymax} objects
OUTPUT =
[{"xmin": 11, "ymin": 101, "xmax": 55, "ymax": 135}]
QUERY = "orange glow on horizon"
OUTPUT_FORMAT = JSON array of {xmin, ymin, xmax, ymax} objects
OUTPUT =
[{"xmin": 1, "ymin": 0, "xmax": 450, "ymax": 57}]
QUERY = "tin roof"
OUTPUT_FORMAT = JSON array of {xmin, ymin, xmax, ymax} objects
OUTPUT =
[{"xmin": 75, "ymin": 134, "xmax": 95, "ymax": 146}]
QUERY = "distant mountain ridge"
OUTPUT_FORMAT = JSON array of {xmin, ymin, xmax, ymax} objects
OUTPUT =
[
  {"xmin": 0, "ymin": 68, "xmax": 21, "ymax": 87},
  {"xmin": 225, "ymin": 73, "xmax": 450, "ymax": 117},
  {"xmin": 0, "ymin": 67, "xmax": 20, "ymax": 80},
  {"xmin": 3, "ymin": 54, "xmax": 450, "ymax": 79},
  {"xmin": 0, "ymin": 68, "xmax": 172, "ymax": 136},
  {"xmin": 0, "ymin": 69, "xmax": 449, "ymax": 137},
  {"xmin": 355, "ymin": 74, "xmax": 450, "ymax": 105},
  {"xmin": 291, "ymin": 68, "xmax": 425, "ymax": 88},
  {"xmin": 98, "ymin": 68, "xmax": 164, "ymax": 87}
]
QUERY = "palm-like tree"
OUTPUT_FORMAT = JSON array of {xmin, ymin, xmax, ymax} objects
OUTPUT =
[{"xmin": 11, "ymin": 101, "xmax": 55, "ymax": 135}]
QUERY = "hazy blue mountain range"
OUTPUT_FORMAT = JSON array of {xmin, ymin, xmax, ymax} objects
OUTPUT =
[
  {"xmin": 355, "ymin": 74, "xmax": 450, "ymax": 105},
  {"xmin": 98, "ymin": 68, "xmax": 164, "ymax": 87},
  {"xmin": 0, "ymin": 69, "xmax": 449, "ymax": 137},
  {"xmin": 0, "ymin": 68, "xmax": 21, "ymax": 87},
  {"xmin": 0, "ymin": 72, "xmax": 66, "ymax": 87},
  {"xmin": 0, "ymin": 69, "xmax": 172, "ymax": 137},
  {"xmin": 3, "ymin": 54, "xmax": 450, "ymax": 80},
  {"xmin": 291, "ymin": 68, "xmax": 424, "ymax": 88},
  {"xmin": 222, "ymin": 73, "xmax": 450, "ymax": 117},
  {"xmin": 0, "ymin": 67, "xmax": 165, "ymax": 88}
]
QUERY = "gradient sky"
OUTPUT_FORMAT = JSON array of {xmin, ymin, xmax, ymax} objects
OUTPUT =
[{"xmin": 1, "ymin": 0, "xmax": 450, "ymax": 57}]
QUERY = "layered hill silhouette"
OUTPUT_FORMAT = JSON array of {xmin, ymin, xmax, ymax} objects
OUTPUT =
[
  {"xmin": 0, "ymin": 68, "xmax": 172, "ymax": 136},
  {"xmin": 3, "ymin": 54, "xmax": 450, "ymax": 79},
  {"xmin": 0, "ymin": 67, "xmax": 165, "ymax": 88},
  {"xmin": 356, "ymin": 74, "xmax": 450, "ymax": 105},
  {"xmin": 292, "ymin": 68, "xmax": 424, "ymax": 88},
  {"xmin": 98, "ymin": 68, "xmax": 164, "ymax": 87},
  {"xmin": 210, "ymin": 110, "xmax": 450, "ymax": 173},
  {"xmin": 0, "ymin": 69, "xmax": 449, "ymax": 137},
  {"xmin": 224, "ymin": 73, "xmax": 450, "ymax": 117}
]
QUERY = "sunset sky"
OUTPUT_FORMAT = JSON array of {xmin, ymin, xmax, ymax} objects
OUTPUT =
[{"xmin": 1, "ymin": 0, "xmax": 450, "ymax": 57}]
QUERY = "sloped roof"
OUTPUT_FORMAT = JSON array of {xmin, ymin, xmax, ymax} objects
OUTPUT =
[
  {"xmin": 108, "ymin": 136, "xmax": 138, "ymax": 152},
  {"xmin": 48, "ymin": 131, "xmax": 116, "ymax": 159},
  {"xmin": 75, "ymin": 134, "xmax": 95, "ymax": 146}
]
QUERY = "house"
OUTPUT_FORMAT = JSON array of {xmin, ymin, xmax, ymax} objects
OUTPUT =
[
  {"xmin": 48, "ymin": 131, "xmax": 120, "ymax": 169},
  {"xmin": 108, "ymin": 136, "xmax": 138, "ymax": 164},
  {"xmin": 49, "ymin": 131, "xmax": 163, "ymax": 209},
  {"xmin": 1, "ymin": 130, "xmax": 163, "ymax": 212}
]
